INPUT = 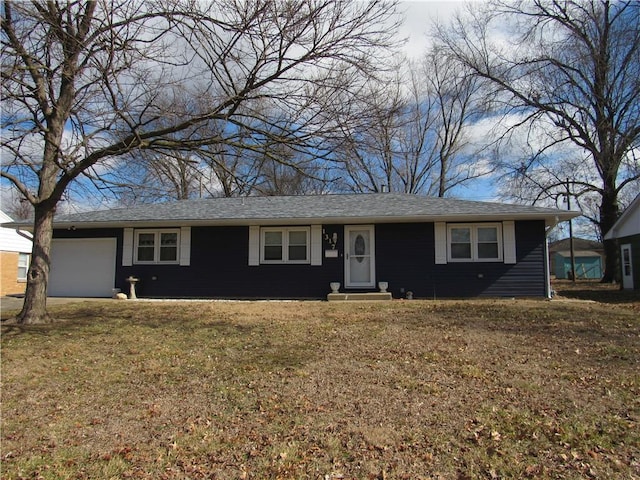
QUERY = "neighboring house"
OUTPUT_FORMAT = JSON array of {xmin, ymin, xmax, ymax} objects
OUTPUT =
[
  {"xmin": 0, "ymin": 210, "xmax": 32, "ymax": 297},
  {"xmin": 548, "ymin": 238, "xmax": 604, "ymax": 280},
  {"xmin": 604, "ymin": 194, "xmax": 640, "ymax": 290},
  {"xmin": 4, "ymin": 193, "xmax": 578, "ymax": 299}
]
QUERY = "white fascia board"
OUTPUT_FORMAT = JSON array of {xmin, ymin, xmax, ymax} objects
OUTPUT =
[{"xmin": 42, "ymin": 211, "xmax": 582, "ymax": 230}]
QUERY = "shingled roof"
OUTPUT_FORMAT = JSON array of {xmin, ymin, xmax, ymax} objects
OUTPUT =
[{"xmin": 6, "ymin": 193, "xmax": 580, "ymax": 230}]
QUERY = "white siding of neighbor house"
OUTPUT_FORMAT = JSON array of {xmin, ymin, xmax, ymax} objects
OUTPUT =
[
  {"xmin": 605, "ymin": 194, "xmax": 640, "ymax": 239},
  {"xmin": 0, "ymin": 211, "xmax": 32, "ymax": 253}
]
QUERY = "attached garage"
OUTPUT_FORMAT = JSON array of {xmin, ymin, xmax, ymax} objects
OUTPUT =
[{"xmin": 49, "ymin": 238, "xmax": 117, "ymax": 297}]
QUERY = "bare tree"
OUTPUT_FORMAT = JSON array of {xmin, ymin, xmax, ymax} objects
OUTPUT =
[
  {"xmin": 111, "ymin": 150, "xmax": 203, "ymax": 204},
  {"xmin": 329, "ymin": 53, "xmax": 489, "ymax": 195},
  {"xmin": 421, "ymin": 48, "xmax": 492, "ymax": 196},
  {"xmin": 108, "ymin": 80, "xmax": 338, "ymax": 201},
  {"xmin": 436, "ymin": 0, "xmax": 640, "ymax": 281},
  {"xmin": 1, "ymin": 0, "xmax": 399, "ymax": 323},
  {"xmin": 0, "ymin": 192, "xmax": 33, "ymax": 220}
]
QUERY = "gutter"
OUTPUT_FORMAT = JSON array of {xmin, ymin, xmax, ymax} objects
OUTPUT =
[
  {"xmin": 8, "ymin": 211, "xmax": 582, "ymax": 232},
  {"xmin": 16, "ymin": 229, "xmax": 33, "ymax": 241},
  {"xmin": 544, "ymin": 234, "xmax": 552, "ymax": 299}
]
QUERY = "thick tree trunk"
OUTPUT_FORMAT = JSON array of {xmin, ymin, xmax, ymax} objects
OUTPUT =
[
  {"xmin": 17, "ymin": 203, "xmax": 56, "ymax": 324},
  {"xmin": 599, "ymin": 179, "xmax": 620, "ymax": 283}
]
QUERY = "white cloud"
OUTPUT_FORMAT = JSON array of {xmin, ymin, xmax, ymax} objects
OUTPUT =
[{"xmin": 398, "ymin": 1, "xmax": 467, "ymax": 58}]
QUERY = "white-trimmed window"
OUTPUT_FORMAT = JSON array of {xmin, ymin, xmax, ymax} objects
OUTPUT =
[
  {"xmin": 134, "ymin": 229, "xmax": 179, "ymax": 264},
  {"xmin": 447, "ymin": 223, "xmax": 502, "ymax": 262},
  {"xmin": 260, "ymin": 227, "xmax": 310, "ymax": 264},
  {"xmin": 17, "ymin": 253, "xmax": 29, "ymax": 281}
]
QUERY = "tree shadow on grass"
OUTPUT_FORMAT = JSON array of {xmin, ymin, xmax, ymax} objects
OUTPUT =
[
  {"xmin": 555, "ymin": 288, "xmax": 639, "ymax": 304},
  {"xmin": 1, "ymin": 303, "xmax": 261, "ymax": 339},
  {"xmin": 552, "ymin": 280, "xmax": 639, "ymax": 304}
]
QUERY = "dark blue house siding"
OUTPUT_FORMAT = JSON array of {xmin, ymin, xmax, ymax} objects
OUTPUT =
[
  {"xmin": 117, "ymin": 225, "xmax": 344, "ymax": 299},
  {"xmin": 430, "ymin": 221, "xmax": 545, "ymax": 298},
  {"xmin": 428, "ymin": 220, "xmax": 546, "ymax": 297},
  {"xmin": 374, "ymin": 220, "xmax": 546, "ymax": 298},
  {"xmin": 53, "ymin": 220, "xmax": 547, "ymax": 298},
  {"xmin": 375, "ymin": 222, "xmax": 433, "ymax": 299}
]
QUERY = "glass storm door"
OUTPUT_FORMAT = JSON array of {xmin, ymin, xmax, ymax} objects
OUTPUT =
[
  {"xmin": 621, "ymin": 244, "xmax": 634, "ymax": 289},
  {"xmin": 345, "ymin": 225, "xmax": 375, "ymax": 288}
]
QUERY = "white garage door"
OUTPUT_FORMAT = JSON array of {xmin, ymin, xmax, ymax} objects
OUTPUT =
[{"xmin": 49, "ymin": 238, "xmax": 117, "ymax": 297}]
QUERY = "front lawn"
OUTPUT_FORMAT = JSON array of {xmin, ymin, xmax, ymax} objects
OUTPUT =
[{"xmin": 1, "ymin": 297, "xmax": 638, "ymax": 479}]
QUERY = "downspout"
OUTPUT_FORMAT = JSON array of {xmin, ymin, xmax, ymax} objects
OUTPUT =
[
  {"xmin": 544, "ymin": 233, "xmax": 552, "ymax": 298},
  {"xmin": 544, "ymin": 216, "xmax": 559, "ymax": 299}
]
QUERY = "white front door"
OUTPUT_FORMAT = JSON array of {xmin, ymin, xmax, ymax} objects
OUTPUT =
[
  {"xmin": 345, "ymin": 225, "xmax": 375, "ymax": 288},
  {"xmin": 621, "ymin": 244, "xmax": 634, "ymax": 289}
]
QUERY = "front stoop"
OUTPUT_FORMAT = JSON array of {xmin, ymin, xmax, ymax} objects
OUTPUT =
[{"xmin": 327, "ymin": 292, "xmax": 392, "ymax": 301}]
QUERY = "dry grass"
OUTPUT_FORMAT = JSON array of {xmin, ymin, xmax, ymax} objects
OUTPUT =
[{"xmin": 1, "ymin": 287, "xmax": 639, "ymax": 479}]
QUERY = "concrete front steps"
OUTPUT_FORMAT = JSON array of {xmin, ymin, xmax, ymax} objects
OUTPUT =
[{"xmin": 327, "ymin": 292, "xmax": 392, "ymax": 301}]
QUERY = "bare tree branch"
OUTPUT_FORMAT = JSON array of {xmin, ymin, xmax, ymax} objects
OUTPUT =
[
  {"xmin": 0, "ymin": 0, "xmax": 400, "ymax": 323},
  {"xmin": 436, "ymin": 0, "xmax": 640, "ymax": 281}
]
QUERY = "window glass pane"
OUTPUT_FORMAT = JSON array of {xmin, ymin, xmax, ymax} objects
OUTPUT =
[
  {"xmin": 477, "ymin": 227, "xmax": 497, "ymax": 242},
  {"xmin": 451, "ymin": 228, "xmax": 470, "ymax": 243},
  {"xmin": 137, "ymin": 233, "xmax": 155, "ymax": 261},
  {"xmin": 289, "ymin": 230, "xmax": 307, "ymax": 246},
  {"xmin": 159, "ymin": 246, "xmax": 177, "ymax": 261},
  {"xmin": 137, "ymin": 247, "xmax": 154, "ymax": 261},
  {"xmin": 18, "ymin": 253, "xmax": 29, "ymax": 280},
  {"xmin": 18, "ymin": 253, "xmax": 29, "ymax": 267},
  {"xmin": 264, "ymin": 245, "xmax": 282, "ymax": 260},
  {"xmin": 450, "ymin": 227, "xmax": 471, "ymax": 259},
  {"xmin": 264, "ymin": 231, "xmax": 282, "ymax": 246},
  {"xmin": 18, "ymin": 266, "xmax": 28, "ymax": 279},
  {"xmin": 160, "ymin": 232, "xmax": 177, "ymax": 246},
  {"xmin": 138, "ymin": 233, "xmax": 155, "ymax": 245},
  {"xmin": 158, "ymin": 232, "xmax": 178, "ymax": 261},
  {"xmin": 288, "ymin": 230, "xmax": 307, "ymax": 261},
  {"xmin": 289, "ymin": 245, "xmax": 307, "ymax": 261},
  {"xmin": 263, "ymin": 231, "xmax": 283, "ymax": 261},
  {"xmin": 137, "ymin": 246, "xmax": 155, "ymax": 261},
  {"xmin": 478, "ymin": 243, "xmax": 499, "ymax": 259},
  {"xmin": 477, "ymin": 227, "xmax": 499, "ymax": 259},
  {"xmin": 451, "ymin": 243, "xmax": 472, "ymax": 259}
]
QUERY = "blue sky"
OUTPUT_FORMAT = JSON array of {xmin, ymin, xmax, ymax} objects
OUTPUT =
[{"xmin": 398, "ymin": 1, "xmax": 502, "ymax": 202}]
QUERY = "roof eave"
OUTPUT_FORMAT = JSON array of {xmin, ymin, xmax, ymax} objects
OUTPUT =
[
  {"xmin": 38, "ymin": 210, "xmax": 581, "ymax": 231},
  {"xmin": 604, "ymin": 193, "xmax": 640, "ymax": 240}
]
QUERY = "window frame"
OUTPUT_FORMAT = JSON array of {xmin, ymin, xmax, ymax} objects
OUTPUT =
[
  {"xmin": 260, "ymin": 227, "xmax": 310, "ymax": 264},
  {"xmin": 447, "ymin": 223, "xmax": 503, "ymax": 262},
  {"xmin": 17, "ymin": 252, "xmax": 30, "ymax": 281},
  {"xmin": 134, "ymin": 229, "xmax": 180, "ymax": 265}
]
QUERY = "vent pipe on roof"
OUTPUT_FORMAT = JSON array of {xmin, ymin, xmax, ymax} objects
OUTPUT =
[{"xmin": 380, "ymin": 185, "xmax": 388, "ymax": 193}]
